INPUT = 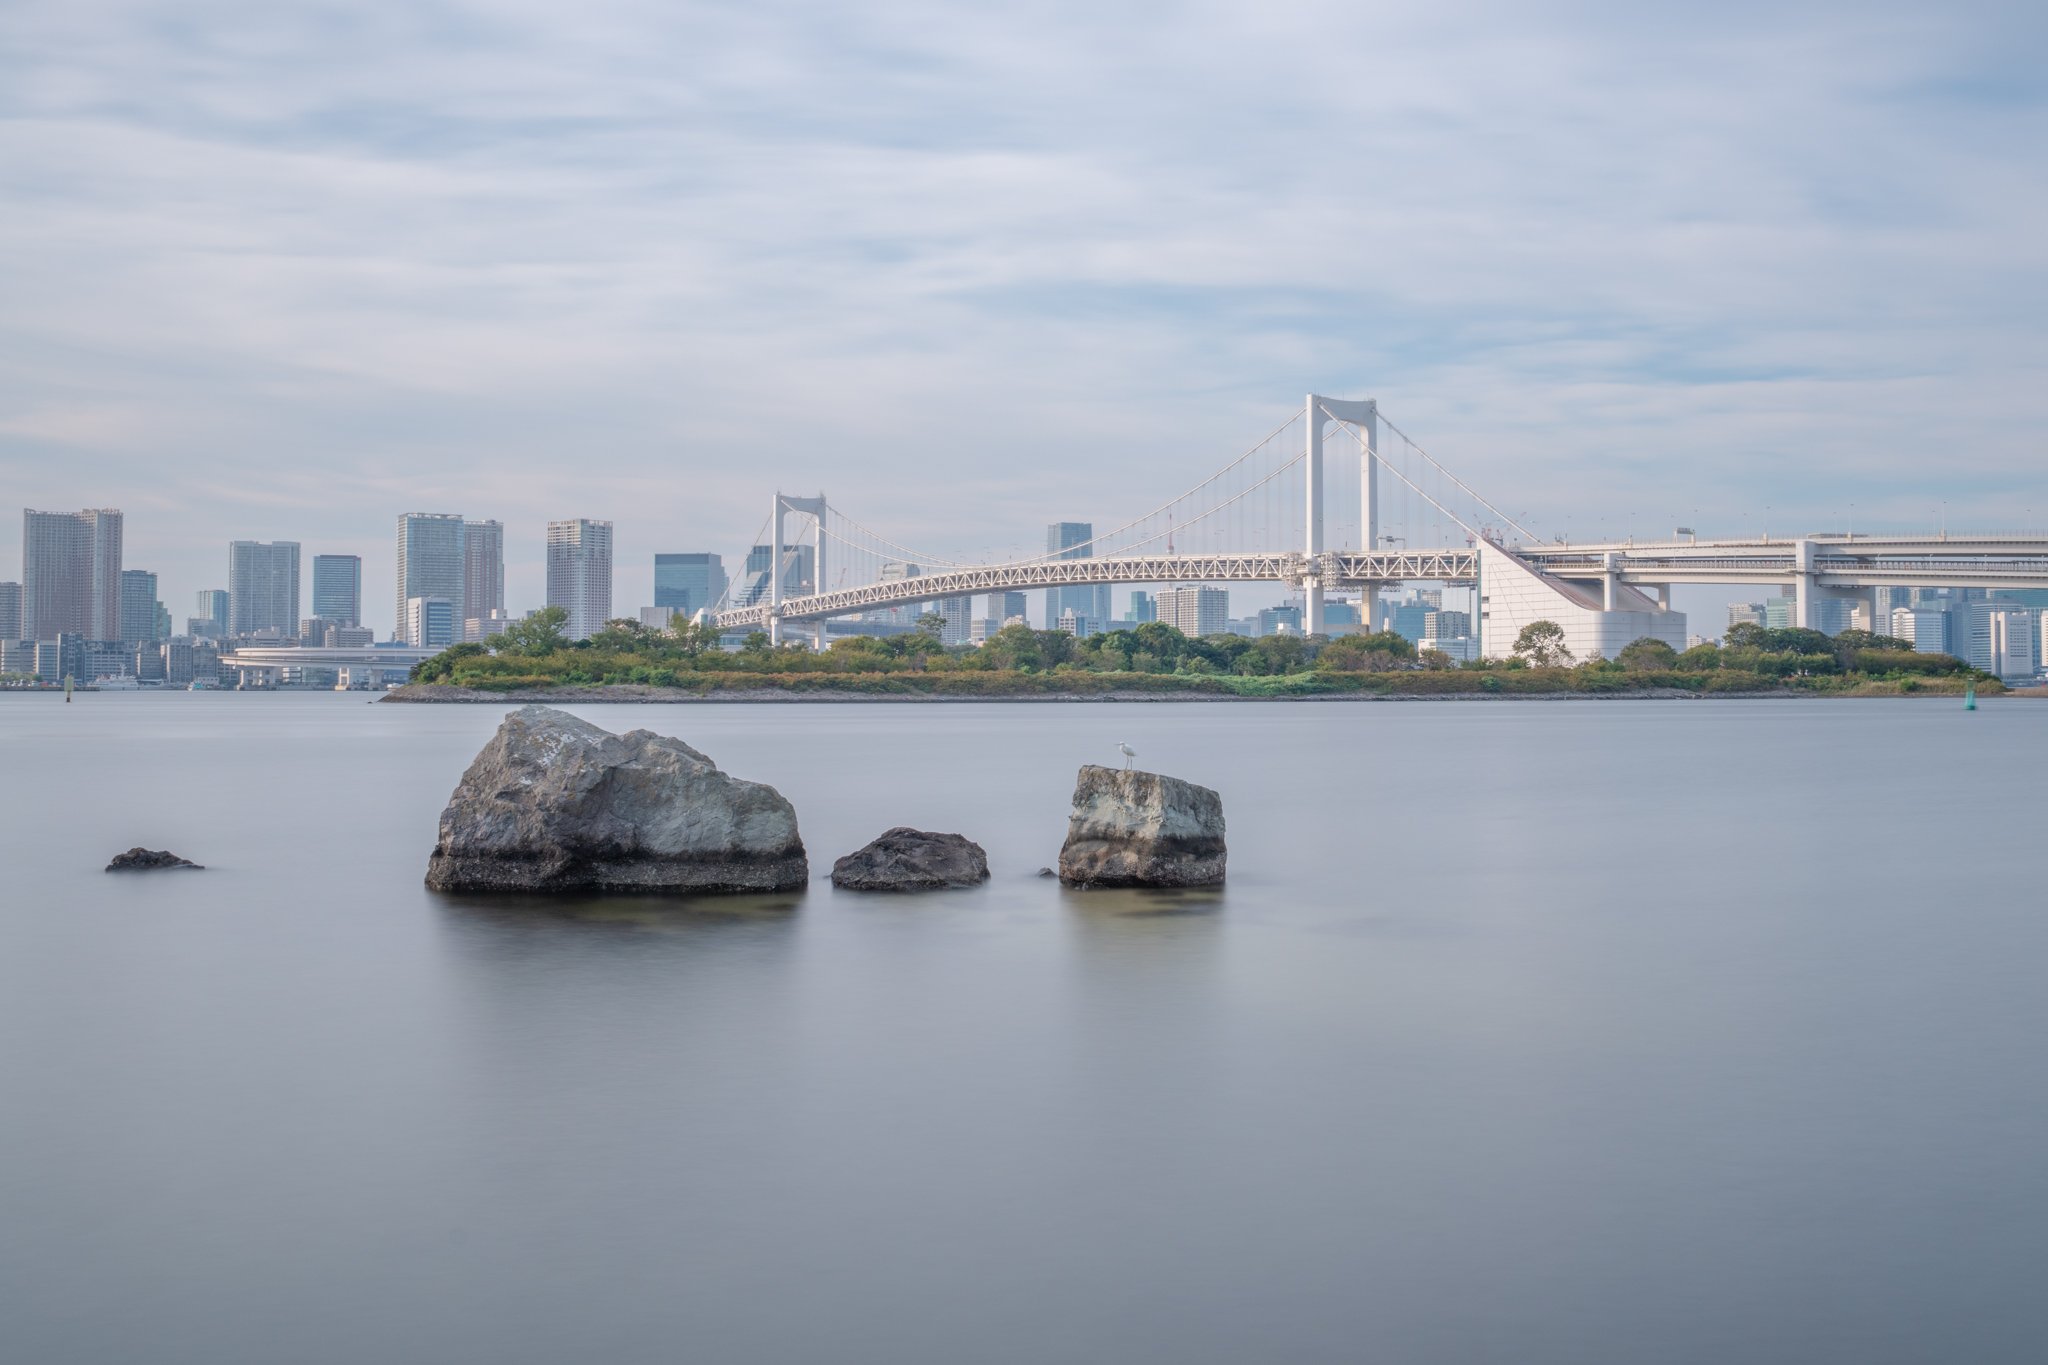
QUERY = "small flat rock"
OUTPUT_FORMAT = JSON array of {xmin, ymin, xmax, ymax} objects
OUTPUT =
[
  {"xmin": 106, "ymin": 848, "xmax": 203, "ymax": 871},
  {"xmin": 831, "ymin": 828, "xmax": 990, "ymax": 892}
]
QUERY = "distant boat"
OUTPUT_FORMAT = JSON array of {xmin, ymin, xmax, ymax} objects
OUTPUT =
[{"xmin": 93, "ymin": 675, "xmax": 141, "ymax": 691}]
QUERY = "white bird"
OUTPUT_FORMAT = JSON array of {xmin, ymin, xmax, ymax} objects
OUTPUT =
[{"xmin": 1117, "ymin": 741, "xmax": 1137, "ymax": 770}]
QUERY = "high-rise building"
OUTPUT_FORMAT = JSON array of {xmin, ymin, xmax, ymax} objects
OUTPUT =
[
  {"xmin": 1126, "ymin": 590, "xmax": 1156, "ymax": 624},
  {"xmin": 405, "ymin": 596, "xmax": 457, "ymax": 650},
  {"xmin": 22, "ymin": 508, "xmax": 122, "ymax": 639},
  {"xmin": 990, "ymin": 591, "xmax": 1028, "ymax": 624},
  {"xmin": 463, "ymin": 521, "xmax": 505, "ymax": 629},
  {"xmin": 0, "ymin": 582, "xmax": 21, "ymax": 640},
  {"xmin": 118, "ymin": 569, "xmax": 160, "ymax": 644},
  {"xmin": 190, "ymin": 589, "xmax": 231, "ymax": 639},
  {"xmin": 932, "ymin": 595, "xmax": 973, "ymax": 646},
  {"xmin": 228, "ymin": 541, "xmax": 301, "ymax": 636},
  {"xmin": 1985, "ymin": 608, "xmax": 2038, "ymax": 681},
  {"xmin": 737, "ymin": 543, "xmax": 816, "ymax": 608},
  {"xmin": 654, "ymin": 553, "xmax": 728, "ymax": 621},
  {"xmin": 396, "ymin": 514, "xmax": 465, "ymax": 645},
  {"xmin": 546, "ymin": 519, "xmax": 614, "ymax": 641},
  {"xmin": 1156, "ymin": 585, "xmax": 1229, "ymax": 638},
  {"xmin": 312, "ymin": 554, "xmax": 362, "ymax": 627},
  {"xmin": 1044, "ymin": 522, "xmax": 1109, "ymax": 629},
  {"xmin": 1763, "ymin": 595, "xmax": 1796, "ymax": 630},
  {"xmin": 1257, "ymin": 604, "xmax": 1302, "ymax": 636},
  {"xmin": 1727, "ymin": 602, "xmax": 1766, "ymax": 630},
  {"xmin": 1889, "ymin": 607, "xmax": 1948, "ymax": 653}
]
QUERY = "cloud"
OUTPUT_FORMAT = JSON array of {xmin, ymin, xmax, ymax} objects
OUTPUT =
[{"xmin": 1, "ymin": 0, "xmax": 2043, "ymax": 625}]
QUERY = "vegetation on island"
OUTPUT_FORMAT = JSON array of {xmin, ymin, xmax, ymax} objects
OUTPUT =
[{"xmin": 401, "ymin": 606, "xmax": 1997, "ymax": 699}]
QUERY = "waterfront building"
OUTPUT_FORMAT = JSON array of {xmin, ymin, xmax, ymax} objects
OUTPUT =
[
  {"xmin": 228, "ymin": 541, "xmax": 301, "ymax": 637},
  {"xmin": 0, "ymin": 639, "xmax": 34, "ymax": 674},
  {"xmin": 1986, "ymin": 608, "xmax": 2038, "ymax": 681},
  {"xmin": 1055, "ymin": 608, "xmax": 1099, "ymax": 638},
  {"xmin": 654, "ymin": 553, "xmax": 728, "ymax": 621},
  {"xmin": 1127, "ymin": 590, "xmax": 1156, "ymax": 624},
  {"xmin": 1473, "ymin": 542, "xmax": 1686, "ymax": 661},
  {"xmin": 329, "ymin": 626, "xmax": 375, "ymax": 648},
  {"xmin": 0, "ymin": 581, "xmax": 21, "ymax": 640},
  {"xmin": 1763, "ymin": 595, "xmax": 1795, "ymax": 630},
  {"xmin": 1421, "ymin": 634, "xmax": 1480, "ymax": 662},
  {"xmin": 462, "ymin": 521, "xmax": 505, "ymax": 630},
  {"xmin": 1045, "ymin": 522, "xmax": 1109, "ymax": 629},
  {"xmin": 396, "ymin": 514, "xmax": 465, "ymax": 645},
  {"xmin": 1727, "ymin": 602, "xmax": 1766, "ymax": 631},
  {"xmin": 405, "ymin": 596, "xmax": 457, "ymax": 649},
  {"xmin": 119, "ymin": 569, "xmax": 160, "ymax": 644},
  {"xmin": 312, "ymin": 554, "xmax": 363, "ymax": 627},
  {"xmin": 1889, "ymin": 607, "xmax": 1949, "ymax": 653},
  {"xmin": 1423, "ymin": 608, "xmax": 1472, "ymax": 641},
  {"xmin": 546, "ymin": 519, "xmax": 613, "ymax": 641},
  {"xmin": 1156, "ymin": 585, "xmax": 1229, "ymax": 638},
  {"xmin": 81, "ymin": 640, "xmax": 135, "ymax": 681},
  {"xmin": 22, "ymin": 508, "xmax": 122, "ymax": 639},
  {"xmin": 464, "ymin": 609, "xmax": 512, "ymax": 643}
]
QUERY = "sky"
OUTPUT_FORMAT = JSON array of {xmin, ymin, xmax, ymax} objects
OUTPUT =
[{"xmin": 2, "ymin": 0, "xmax": 2044, "ymax": 633}]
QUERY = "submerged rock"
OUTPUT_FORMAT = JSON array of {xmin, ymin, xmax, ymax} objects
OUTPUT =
[
  {"xmin": 425, "ymin": 705, "xmax": 807, "ymax": 894},
  {"xmin": 106, "ymin": 848, "xmax": 203, "ymax": 871},
  {"xmin": 1057, "ymin": 765, "xmax": 1225, "ymax": 888},
  {"xmin": 831, "ymin": 828, "xmax": 990, "ymax": 892}
]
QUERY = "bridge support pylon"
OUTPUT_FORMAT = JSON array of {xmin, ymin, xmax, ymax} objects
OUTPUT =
[{"xmin": 1305, "ymin": 394, "xmax": 1378, "ymax": 636}]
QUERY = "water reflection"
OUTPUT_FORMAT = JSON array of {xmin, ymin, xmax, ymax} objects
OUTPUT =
[{"xmin": 433, "ymin": 887, "xmax": 809, "ymax": 931}]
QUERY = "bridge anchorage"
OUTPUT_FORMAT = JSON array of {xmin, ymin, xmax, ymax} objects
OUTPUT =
[{"xmin": 707, "ymin": 393, "xmax": 2048, "ymax": 661}]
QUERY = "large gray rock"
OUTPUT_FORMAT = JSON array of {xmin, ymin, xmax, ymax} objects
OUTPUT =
[
  {"xmin": 831, "ymin": 828, "xmax": 990, "ymax": 891},
  {"xmin": 425, "ymin": 706, "xmax": 807, "ymax": 893},
  {"xmin": 1057, "ymin": 765, "xmax": 1225, "ymax": 888}
]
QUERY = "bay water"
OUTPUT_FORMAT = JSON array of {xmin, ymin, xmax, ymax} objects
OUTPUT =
[{"xmin": 3, "ymin": 695, "xmax": 2044, "ymax": 1363}]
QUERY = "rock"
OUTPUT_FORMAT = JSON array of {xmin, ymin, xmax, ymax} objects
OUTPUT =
[
  {"xmin": 425, "ymin": 705, "xmax": 808, "ymax": 893},
  {"xmin": 1057, "ymin": 765, "xmax": 1225, "ymax": 888},
  {"xmin": 106, "ymin": 847, "xmax": 203, "ymax": 871},
  {"xmin": 1036, "ymin": 867, "xmax": 1056, "ymax": 878},
  {"xmin": 831, "ymin": 828, "xmax": 990, "ymax": 892}
]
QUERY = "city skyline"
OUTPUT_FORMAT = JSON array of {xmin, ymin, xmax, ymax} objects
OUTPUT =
[{"xmin": 5, "ymin": 5, "xmax": 2044, "ymax": 627}]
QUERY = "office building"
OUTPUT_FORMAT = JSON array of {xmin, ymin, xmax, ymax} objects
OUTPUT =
[
  {"xmin": 1728, "ymin": 602, "xmax": 1766, "ymax": 631},
  {"xmin": 406, "ymin": 596, "xmax": 457, "ymax": 650},
  {"xmin": 1423, "ymin": 608, "xmax": 1472, "ymax": 641},
  {"xmin": 0, "ymin": 581, "xmax": 21, "ymax": 640},
  {"xmin": 1257, "ymin": 605, "xmax": 1302, "ymax": 636},
  {"xmin": 118, "ymin": 569, "xmax": 160, "ymax": 644},
  {"xmin": 932, "ymin": 595, "xmax": 973, "ymax": 646},
  {"xmin": 228, "ymin": 541, "xmax": 301, "ymax": 637},
  {"xmin": 1763, "ymin": 595, "xmax": 1796, "ymax": 630},
  {"xmin": 1889, "ymin": 607, "xmax": 1948, "ymax": 654},
  {"xmin": 465, "ymin": 609, "xmax": 512, "ymax": 643},
  {"xmin": 22, "ymin": 508, "xmax": 122, "ymax": 639},
  {"xmin": 1156, "ymin": 585, "xmax": 1229, "ymax": 638},
  {"xmin": 546, "ymin": 519, "xmax": 614, "ymax": 641},
  {"xmin": 1985, "ymin": 608, "xmax": 2038, "ymax": 681},
  {"xmin": 0, "ymin": 639, "xmax": 34, "ymax": 674},
  {"xmin": 463, "ymin": 521, "xmax": 505, "ymax": 628},
  {"xmin": 991, "ymin": 591, "xmax": 1028, "ymax": 624},
  {"xmin": 312, "ymin": 554, "xmax": 362, "ymax": 627},
  {"xmin": 737, "ymin": 543, "xmax": 815, "ymax": 608},
  {"xmin": 396, "ymin": 514, "xmax": 465, "ymax": 645},
  {"xmin": 654, "ymin": 553, "xmax": 728, "ymax": 621},
  {"xmin": 1126, "ymin": 591, "xmax": 1156, "ymax": 624},
  {"xmin": 1045, "ymin": 522, "xmax": 1109, "ymax": 629},
  {"xmin": 1421, "ymin": 634, "xmax": 1480, "ymax": 662},
  {"xmin": 194, "ymin": 590, "xmax": 230, "ymax": 638}
]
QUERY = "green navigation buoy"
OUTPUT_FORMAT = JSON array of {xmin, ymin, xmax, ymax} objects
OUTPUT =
[{"xmin": 1964, "ymin": 683, "xmax": 1977, "ymax": 711}]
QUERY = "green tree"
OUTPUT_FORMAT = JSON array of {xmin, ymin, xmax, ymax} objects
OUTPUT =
[
  {"xmin": 1316, "ymin": 630, "xmax": 1415, "ymax": 671},
  {"xmin": 1615, "ymin": 637, "xmax": 1679, "ymax": 672},
  {"xmin": 488, "ymin": 606, "xmax": 569, "ymax": 657},
  {"xmin": 1512, "ymin": 620, "xmax": 1573, "ymax": 667}
]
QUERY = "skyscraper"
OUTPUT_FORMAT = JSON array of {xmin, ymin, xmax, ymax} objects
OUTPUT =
[
  {"xmin": 1156, "ymin": 585, "xmax": 1229, "ymax": 638},
  {"xmin": 119, "ymin": 569, "xmax": 160, "ymax": 644},
  {"xmin": 22, "ymin": 508, "xmax": 122, "ymax": 639},
  {"xmin": 546, "ymin": 519, "xmax": 613, "ymax": 641},
  {"xmin": 463, "ymin": 521, "xmax": 505, "ymax": 630},
  {"xmin": 737, "ymin": 543, "xmax": 815, "ymax": 608},
  {"xmin": 194, "ymin": 589, "xmax": 231, "ymax": 638},
  {"xmin": 229, "ymin": 542, "xmax": 301, "ymax": 636},
  {"xmin": 312, "ymin": 554, "xmax": 363, "ymax": 627},
  {"xmin": 396, "ymin": 514, "xmax": 465, "ymax": 646},
  {"xmin": 992, "ymin": 591, "xmax": 1028, "ymax": 624},
  {"xmin": 654, "ymin": 553, "xmax": 728, "ymax": 620},
  {"xmin": 0, "ymin": 582, "xmax": 21, "ymax": 640},
  {"xmin": 1044, "ymin": 522, "xmax": 1109, "ymax": 629}
]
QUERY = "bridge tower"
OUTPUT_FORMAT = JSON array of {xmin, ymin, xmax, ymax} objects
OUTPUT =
[
  {"xmin": 770, "ymin": 493, "xmax": 828, "ymax": 647},
  {"xmin": 1304, "ymin": 395, "xmax": 1379, "ymax": 636}
]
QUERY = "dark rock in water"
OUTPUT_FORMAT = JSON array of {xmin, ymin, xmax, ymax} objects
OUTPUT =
[
  {"xmin": 425, "ymin": 705, "xmax": 807, "ymax": 894},
  {"xmin": 1057, "ymin": 765, "xmax": 1225, "ymax": 888},
  {"xmin": 1036, "ymin": 867, "xmax": 1056, "ymax": 878},
  {"xmin": 106, "ymin": 848, "xmax": 202, "ymax": 871},
  {"xmin": 831, "ymin": 828, "xmax": 990, "ymax": 892}
]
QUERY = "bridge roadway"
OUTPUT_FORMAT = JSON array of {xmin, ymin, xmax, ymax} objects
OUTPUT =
[{"xmin": 715, "ymin": 534, "xmax": 2048, "ymax": 632}]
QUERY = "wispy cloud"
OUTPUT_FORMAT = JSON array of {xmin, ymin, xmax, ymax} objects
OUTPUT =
[{"xmin": 2, "ymin": 0, "xmax": 2043, "ymax": 623}]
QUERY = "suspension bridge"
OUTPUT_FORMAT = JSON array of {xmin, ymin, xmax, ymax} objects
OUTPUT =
[{"xmin": 707, "ymin": 394, "xmax": 2048, "ymax": 657}]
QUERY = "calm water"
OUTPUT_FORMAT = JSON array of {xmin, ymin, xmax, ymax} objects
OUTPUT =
[{"xmin": 2, "ymin": 694, "xmax": 2044, "ymax": 1364}]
